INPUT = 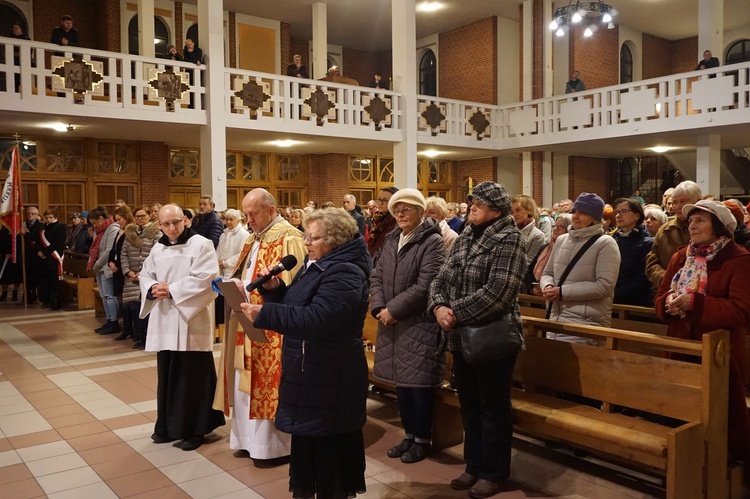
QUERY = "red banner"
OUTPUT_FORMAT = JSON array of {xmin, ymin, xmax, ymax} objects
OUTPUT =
[{"xmin": 0, "ymin": 145, "xmax": 23, "ymax": 263}]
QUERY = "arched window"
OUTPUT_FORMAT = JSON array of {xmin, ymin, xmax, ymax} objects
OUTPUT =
[
  {"xmin": 0, "ymin": 2, "xmax": 26, "ymax": 39},
  {"xmin": 726, "ymin": 39, "xmax": 750, "ymax": 65},
  {"xmin": 419, "ymin": 50, "xmax": 437, "ymax": 96},
  {"xmin": 128, "ymin": 15, "xmax": 170, "ymax": 57},
  {"xmin": 186, "ymin": 24, "xmax": 199, "ymax": 48},
  {"xmin": 620, "ymin": 43, "xmax": 633, "ymax": 84}
]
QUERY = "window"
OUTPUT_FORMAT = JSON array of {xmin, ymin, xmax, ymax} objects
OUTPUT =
[
  {"xmin": 0, "ymin": 2, "xmax": 25, "ymax": 46},
  {"xmin": 620, "ymin": 44, "xmax": 633, "ymax": 84},
  {"xmin": 0, "ymin": 138, "xmax": 36, "ymax": 172},
  {"xmin": 349, "ymin": 157, "xmax": 374, "ymax": 182},
  {"xmin": 419, "ymin": 50, "xmax": 437, "ymax": 96},
  {"xmin": 99, "ymin": 143, "xmax": 135, "ymax": 174},
  {"xmin": 726, "ymin": 39, "xmax": 750, "ymax": 65},
  {"xmin": 128, "ymin": 15, "xmax": 170, "ymax": 57},
  {"xmin": 170, "ymin": 150, "xmax": 200, "ymax": 180}
]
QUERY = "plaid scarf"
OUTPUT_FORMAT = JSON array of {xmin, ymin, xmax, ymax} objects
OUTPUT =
[
  {"xmin": 670, "ymin": 236, "xmax": 730, "ymax": 296},
  {"xmin": 367, "ymin": 210, "xmax": 396, "ymax": 255}
]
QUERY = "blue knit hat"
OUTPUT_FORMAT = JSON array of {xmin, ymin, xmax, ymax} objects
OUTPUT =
[{"xmin": 573, "ymin": 192, "xmax": 605, "ymax": 221}]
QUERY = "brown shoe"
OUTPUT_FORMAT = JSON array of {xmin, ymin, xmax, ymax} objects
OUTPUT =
[
  {"xmin": 450, "ymin": 472, "xmax": 478, "ymax": 490},
  {"xmin": 468, "ymin": 479, "xmax": 499, "ymax": 498}
]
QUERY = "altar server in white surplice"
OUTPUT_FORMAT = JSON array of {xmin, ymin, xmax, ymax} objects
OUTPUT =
[{"xmin": 139, "ymin": 204, "xmax": 225, "ymax": 451}]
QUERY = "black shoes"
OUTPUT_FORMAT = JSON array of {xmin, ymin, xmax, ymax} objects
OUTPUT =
[
  {"xmin": 233, "ymin": 449, "xmax": 250, "ymax": 458},
  {"xmin": 151, "ymin": 433, "xmax": 176, "ymax": 444},
  {"xmin": 133, "ymin": 340, "xmax": 145, "ymax": 349},
  {"xmin": 115, "ymin": 330, "xmax": 133, "ymax": 341},
  {"xmin": 180, "ymin": 436, "xmax": 204, "ymax": 451},
  {"xmin": 400, "ymin": 442, "xmax": 431, "ymax": 463},
  {"xmin": 252, "ymin": 455, "xmax": 290, "ymax": 468},
  {"xmin": 386, "ymin": 438, "xmax": 414, "ymax": 458},
  {"xmin": 451, "ymin": 472, "xmax": 479, "ymax": 491},
  {"xmin": 96, "ymin": 321, "xmax": 121, "ymax": 335},
  {"xmin": 468, "ymin": 479, "xmax": 500, "ymax": 499}
]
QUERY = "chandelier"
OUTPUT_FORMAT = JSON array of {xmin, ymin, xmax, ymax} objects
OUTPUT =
[{"xmin": 549, "ymin": 1, "xmax": 615, "ymax": 38}]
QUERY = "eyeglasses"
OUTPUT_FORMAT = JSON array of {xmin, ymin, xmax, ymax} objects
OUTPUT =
[
  {"xmin": 160, "ymin": 218, "xmax": 184, "ymax": 228},
  {"xmin": 303, "ymin": 233, "xmax": 324, "ymax": 243},
  {"xmin": 392, "ymin": 207, "xmax": 417, "ymax": 216},
  {"xmin": 135, "ymin": 214, "xmax": 149, "ymax": 219},
  {"xmin": 376, "ymin": 197, "xmax": 391, "ymax": 204},
  {"xmin": 615, "ymin": 209, "xmax": 633, "ymax": 216}
]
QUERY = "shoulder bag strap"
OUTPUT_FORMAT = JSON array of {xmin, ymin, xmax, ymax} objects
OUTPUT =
[{"xmin": 545, "ymin": 233, "xmax": 603, "ymax": 319}]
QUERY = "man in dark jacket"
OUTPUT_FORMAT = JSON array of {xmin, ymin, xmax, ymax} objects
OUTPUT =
[
  {"xmin": 343, "ymin": 194, "xmax": 366, "ymax": 236},
  {"xmin": 193, "ymin": 195, "xmax": 224, "ymax": 248},
  {"xmin": 39, "ymin": 209, "xmax": 68, "ymax": 310},
  {"xmin": 18, "ymin": 206, "xmax": 43, "ymax": 305},
  {"xmin": 50, "ymin": 15, "xmax": 80, "ymax": 47}
]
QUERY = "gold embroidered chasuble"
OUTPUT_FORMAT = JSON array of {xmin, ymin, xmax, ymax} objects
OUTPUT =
[{"xmin": 212, "ymin": 218, "xmax": 305, "ymax": 420}]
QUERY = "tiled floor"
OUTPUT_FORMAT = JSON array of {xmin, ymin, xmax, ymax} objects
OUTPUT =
[{"xmin": 0, "ymin": 300, "xmax": 666, "ymax": 498}]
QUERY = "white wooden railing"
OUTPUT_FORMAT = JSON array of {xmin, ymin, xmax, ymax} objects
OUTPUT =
[
  {"xmin": 1, "ymin": 37, "xmax": 748, "ymax": 151},
  {"xmin": 224, "ymin": 68, "xmax": 403, "ymax": 140},
  {"xmin": 0, "ymin": 37, "xmax": 206, "ymax": 123}
]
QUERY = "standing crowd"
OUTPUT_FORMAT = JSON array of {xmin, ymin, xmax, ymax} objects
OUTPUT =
[{"xmin": 5, "ymin": 179, "xmax": 750, "ymax": 498}]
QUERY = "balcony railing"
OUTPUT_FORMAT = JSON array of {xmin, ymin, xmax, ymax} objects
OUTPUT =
[
  {"xmin": 224, "ymin": 68, "xmax": 403, "ymax": 140},
  {"xmin": 418, "ymin": 60, "xmax": 750, "ymax": 150},
  {"xmin": 0, "ymin": 37, "xmax": 206, "ymax": 123}
]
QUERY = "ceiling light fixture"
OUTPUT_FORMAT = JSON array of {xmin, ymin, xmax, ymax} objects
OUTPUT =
[
  {"xmin": 48, "ymin": 123, "xmax": 74, "ymax": 132},
  {"xmin": 650, "ymin": 146, "xmax": 673, "ymax": 153},
  {"xmin": 421, "ymin": 150, "xmax": 442, "ymax": 158},
  {"xmin": 417, "ymin": 1, "xmax": 444, "ymax": 13},
  {"xmin": 549, "ymin": 1, "xmax": 615, "ymax": 38},
  {"xmin": 270, "ymin": 139, "xmax": 301, "ymax": 148}
]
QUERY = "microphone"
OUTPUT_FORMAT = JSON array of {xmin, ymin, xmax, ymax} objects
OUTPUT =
[{"xmin": 246, "ymin": 255, "xmax": 298, "ymax": 292}]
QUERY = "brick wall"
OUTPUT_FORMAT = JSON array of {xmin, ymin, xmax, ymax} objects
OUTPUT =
[
  {"xmin": 33, "ymin": 0, "xmax": 99, "ymax": 49},
  {"xmin": 532, "ymin": 0, "xmax": 544, "ymax": 100},
  {"xmin": 342, "ymin": 47, "xmax": 379, "ymax": 87},
  {"xmin": 569, "ymin": 24, "xmax": 620, "ymax": 89},
  {"xmin": 439, "ymin": 17, "xmax": 497, "ymax": 104},
  {"xmin": 568, "ymin": 156, "xmax": 611, "ymax": 202},
  {"xmin": 280, "ymin": 22, "xmax": 290, "ymax": 75},
  {"xmin": 93, "ymin": 0, "xmax": 120, "ymax": 52},
  {"xmin": 175, "ymin": 2, "xmax": 183, "ymax": 51},
  {"xmin": 670, "ymin": 36, "xmax": 698, "ymax": 74},
  {"xmin": 642, "ymin": 34, "xmax": 671, "ymax": 79},
  {"xmin": 307, "ymin": 153, "xmax": 349, "ymax": 205},
  {"xmin": 229, "ymin": 12, "xmax": 237, "ymax": 69},
  {"xmin": 139, "ymin": 141, "xmax": 171, "ymax": 206},
  {"xmin": 532, "ymin": 152, "xmax": 543, "ymax": 204},
  {"xmin": 455, "ymin": 157, "xmax": 496, "ymax": 199}
]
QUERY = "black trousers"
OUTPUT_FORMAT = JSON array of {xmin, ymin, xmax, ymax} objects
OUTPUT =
[
  {"xmin": 395, "ymin": 386, "xmax": 435, "ymax": 441},
  {"xmin": 453, "ymin": 350, "xmax": 517, "ymax": 483},
  {"xmin": 39, "ymin": 267, "xmax": 61, "ymax": 307},
  {"xmin": 155, "ymin": 350, "xmax": 225, "ymax": 440},
  {"xmin": 123, "ymin": 301, "xmax": 148, "ymax": 341}
]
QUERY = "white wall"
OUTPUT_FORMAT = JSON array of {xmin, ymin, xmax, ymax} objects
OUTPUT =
[
  {"xmin": 497, "ymin": 155, "xmax": 521, "ymax": 194},
  {"xmin": 497, "ymin": 17, "xmax": 520, "ymax": 105}
]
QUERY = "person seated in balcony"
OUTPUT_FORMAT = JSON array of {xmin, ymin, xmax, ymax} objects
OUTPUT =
[
  {"xmin": 369, "ymin": 73, "xmax": 387, "ymax": 89},
  {"xmin": 6, "ymin": 22, "xmax": 29, "ymax": 93},
  {"xmin": 50, "ymin": 15, "xmax": 79, "ymax": 47},
  {"xmin": 164, "ymin": 45, "xmax": 183, "ymax": 62},
  {"xmin": 285, "ymin": 54, "xmax": 308, "ymax": 79},
  {"xmin": 183, "ymin": 38, "xmax": 203, "ymax": 66},
  {"xmin": 565, "ymin": 69, "xmax": 585, "ymax": 94},
  {"xmin": 695, "ymin": 50, "xmax": 720, "ymax": 71}
]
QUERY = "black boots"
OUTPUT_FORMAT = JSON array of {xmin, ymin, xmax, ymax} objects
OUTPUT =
[{"xmin": 96, "ymin": 320, "xmax": 121, "ymax": 335}]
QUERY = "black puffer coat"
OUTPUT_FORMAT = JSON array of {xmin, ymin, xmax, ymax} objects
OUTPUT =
[
  {"xmin": 254, "ymin": 234, "xmax": 372, "ymax": 437},
  {"xmin": 371, "ymin": 218, "xmax": 446, "ymax": 387}
]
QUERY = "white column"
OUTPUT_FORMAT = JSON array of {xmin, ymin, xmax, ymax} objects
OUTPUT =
[
  {"xmin": 312, "ymin": 3, "xmax": 328, "ymax": 79},
  {"xmin": 697, "ymin": 0, "xmax": 723, "ymax": 60},
  {"xmin": 137, "ymin": 0, "xmax": 156, "ymax": 58},
  {"xmin": 392, "ymin": 0, "xmax": 417, "ymax": 189},
  {"xmin": 542, "ymin": 0, "xmax": 553, "ymax": 98},
  {"xmin": 696, "ymin": 134, "xmax": 721, "ymax": 197},
  {"xmin": 521, "ymin": 0, "xmax": 533, "ymax": 102},
  {"xmin": 552, "ymin": 155, "xmax": 569, "ymax": 202},
  {"xmin": 197, "ymin": 0, "xmax": 227, "ymax": 211}
]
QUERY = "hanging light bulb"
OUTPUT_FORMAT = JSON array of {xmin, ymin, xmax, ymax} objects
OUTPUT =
[
  {"xmin": 549, "ymin": 18, "xmax": 559, "ymax": 30},
  {"xmin": 571, "ymin": 11, "xmax": 583, "ymax": 23},
  {"xmin": 602, "ymin": 12, "xmax": 612, "ymax": 23},
  {"xmin": 556, "ymin": 27, "xmax": 565, "ymax": 37},
  {"xmin": 583, "ymin": 26, "xmax": 593, "ymax": 37}
]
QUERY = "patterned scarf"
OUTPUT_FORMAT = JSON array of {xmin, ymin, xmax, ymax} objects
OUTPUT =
[
  {"xmin": 670, "ymin": 236, "xmax": 730, "ymax": 296},
  {"xmin": 367, "ymin": 210, "xmax": 396, "ymax": 255}
]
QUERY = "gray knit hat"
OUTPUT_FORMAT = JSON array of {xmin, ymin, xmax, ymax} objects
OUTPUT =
[{"xmin": 469, "ymin": 182, "xmax": 512, "ymax": 214}]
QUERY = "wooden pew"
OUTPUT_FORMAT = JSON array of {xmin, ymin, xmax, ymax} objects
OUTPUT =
[
  {"xmin": 514, "ymin": 317, "xmax": 731, "ymax": 499},
  {"xmin": 59, "ymin": 251, "xmax": 95, "ymax": 309},
  {"xmin": 362, "ymin": 314, "xmax": 463, "ymax": 450}
]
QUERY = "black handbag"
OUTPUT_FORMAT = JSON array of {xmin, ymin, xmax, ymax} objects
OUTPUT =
[{"xmin": 457, "ymin": 312, "xmax": 522, "ymax": 365}]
